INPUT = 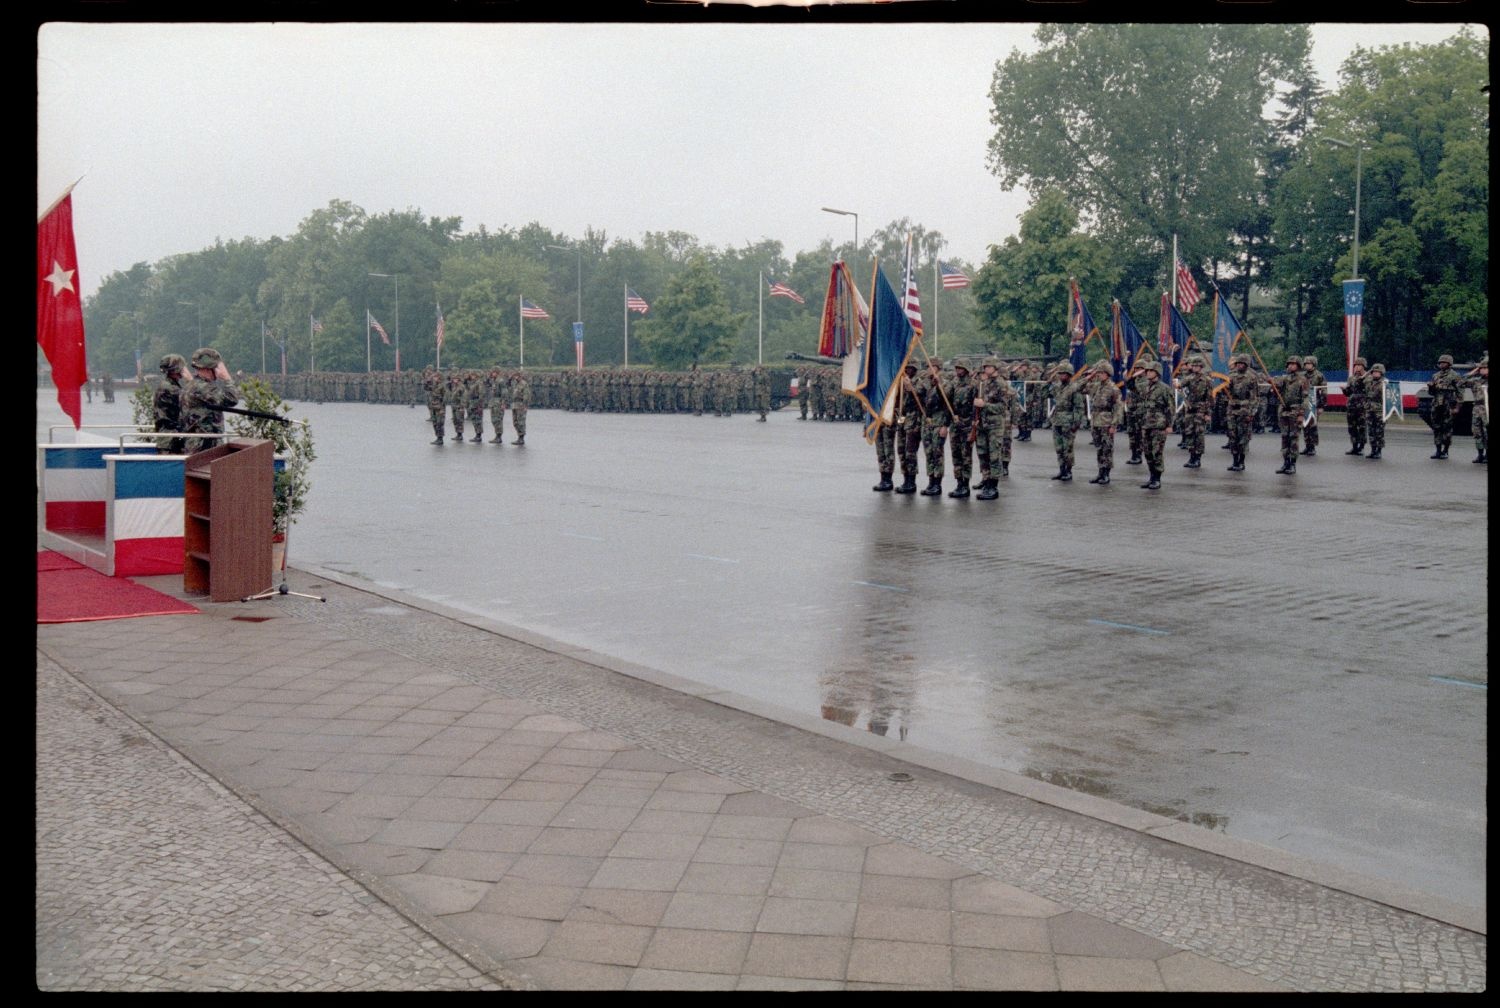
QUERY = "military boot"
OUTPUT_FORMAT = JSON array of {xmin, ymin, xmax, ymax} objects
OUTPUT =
[
  {"xmin": 1300, "ymin": 445, "xmax": 1315, "ymax": 456},
  {"xmin": 920, "ymin": 478, "xmax": 943, "ymax": 496},
  {"xmin": 1126, "ymin": 450, "xmax": 1143, "ymax": 465},
  {"xmin": 1097, "ymin": 467, "xmax": 1110, "ymax": 485},
  {"xmin": 1431, "ymin": 447, "xmax": 1445, "ymax": 459},
  {"xmin": 1000, "ymin": 461, "xmax": 1009, "ymax": 476},
  {"xmin": 873, "ymin": 475, "xmax": 894, "ymax": 492},
  {"xmin": 976, "ymin": 479, "xmax": 999, "ymax": 500},
  {"xmin": 471, "ymin": 434, "xmax": 483, "ymax": 444},
  {"xmin": 1346, "ymin": 443, "xmax": 1363, "ymax": 455},
  {"xmin": 1183, "ymin": 454, "xmax": 1200, "ymax": 468},
  {"xmin": 430, "ymin": 435, "xmax": 444, "ymax": 445},
  {"xmin": 1228, "ymin": 452, "xmax": 1244, "ymax": 472},
  {"xmin": 1276, "ymin": 459, "xmax": 1296, "ymax": 475},
  {"xmin": 1088, "ymin": 469, "xmax": 1104, "ymax": 484},
  {"xmin": 1474, "ymin": 449, "xmax": 1487, "ymax": 464},
  {"xmin": 893, "ymin": 474, "xmax": 917, "ymax": 494},
  {"xmin": 948, "ymin": 482, "xmax": 970, "ymax": 499},
  {"xmin": 1143, "ymin": 470, "xmax": 1161, "ymax": 490},
  {"xmin": 489, "ymin": 435, "xmax": 504, "ymax": 443},
  {"xmin": 512, "ymin": 436, "xmax": 525, "ymax": 445},
  {"xmin": 1367, "ymin": 448, "xmax": 1381, "ymax": 460}
]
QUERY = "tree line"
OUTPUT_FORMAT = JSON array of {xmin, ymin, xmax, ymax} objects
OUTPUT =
[{"xmin": 76, "ymin": 25, "xmax": 1486, "ymax": 380}]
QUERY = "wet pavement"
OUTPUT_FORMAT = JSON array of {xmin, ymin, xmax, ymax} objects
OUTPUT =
[{"xmin": 36, "ymin": 391, "xmax": 1488, "ymax": 912}]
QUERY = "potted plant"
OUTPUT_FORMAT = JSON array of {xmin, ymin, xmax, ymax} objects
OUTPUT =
[{"xmin": 227, "ymin": 378, "xmax": 316, "ymax": 575}]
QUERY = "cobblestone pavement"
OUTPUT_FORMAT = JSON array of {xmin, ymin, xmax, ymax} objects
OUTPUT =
[
  {"xmin": 36, "ymin": 654, "xmax": 514, "ymax": 992},
  {"xmin": 35, "ymin": 572, "xmax": 1484, "ymax": 992}
]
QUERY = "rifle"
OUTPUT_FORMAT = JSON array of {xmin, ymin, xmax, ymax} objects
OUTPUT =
[{"xmin": 217, "ymin": 404, "xmax": 296, "ymax": 425}]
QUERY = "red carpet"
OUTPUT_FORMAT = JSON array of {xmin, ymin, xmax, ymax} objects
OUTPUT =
[{"xmin": 37, "ymin": 551, "xmax": 199, "ymax": 623}]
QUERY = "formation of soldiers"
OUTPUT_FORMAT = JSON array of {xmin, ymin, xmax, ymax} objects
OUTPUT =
[
  {"xmin": 794, "ymin": 366, "xmax": 879, "ymax": 423},
  {"xmin": 869, "ymin": 351, "xmax": 1489, "ymax": 497},
  {"xmin": 421, "ymin": 366, "xmax": 531, "ymax": 446}
]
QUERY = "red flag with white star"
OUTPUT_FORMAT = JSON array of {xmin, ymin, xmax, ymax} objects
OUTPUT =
[{"xmin": 38, "ymin": 192, "xmax": 87, "ymax": 428}]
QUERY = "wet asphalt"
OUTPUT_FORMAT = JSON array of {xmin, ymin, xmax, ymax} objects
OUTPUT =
[{"xmin": 38, "ymin": 391, "xmax": 1488, "ymax": 910}]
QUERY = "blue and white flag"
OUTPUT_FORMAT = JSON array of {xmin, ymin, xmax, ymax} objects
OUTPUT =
[{"xmin": 849, "ymin": 264, "xmax": 918, "ymax": 442}]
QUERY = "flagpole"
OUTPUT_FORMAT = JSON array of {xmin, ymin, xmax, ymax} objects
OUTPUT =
[
  {"xmin": 1171, "ymin": 234, "xmax": 1179, "ymax": 312},
  {"xmin": 623, "ymin": 283, "xmax": 629, "ymax": 367},
  {"xmin": 758, "ymin": 272, "xmax": 764, "ymax": 366},
  {"xmin": 932, "ymin": 260, "xmax": 939, "ymax": 359},
  {"xmin": 309, "ymin": 310, "xmax": 316, "ymax": 374},
  {"xmin": 365, "ymin": 307, "xmax": 371, "ymax": 373},
  {"xmin": 38, "ymin": 177, "xmax": 85, "ymax": 223},
  {"xmin": 261, "ymin": 320, "xmax": 267, "ymax": 373},
  {"xmin": 518, "ymin": 296, "xmax": 525, "ymax": 368}
]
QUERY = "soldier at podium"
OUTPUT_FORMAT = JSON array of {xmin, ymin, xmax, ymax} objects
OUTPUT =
[{"xmin": 182, "ymin": 347, "xmax": 241, "ymax": 454}]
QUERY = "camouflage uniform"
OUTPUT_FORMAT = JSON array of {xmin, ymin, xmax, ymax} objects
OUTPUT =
[
  {"xmin": 1272, "ymin": 356, "xmax": 1310, "ymax": 473},
  {"xmin": 487, "ymin": 368, "xmax": 508, "ymax": 442},
  {"xmin": 181, "ymin": 347, "xmax": 241, "ymax": 455},
  {"xmin": 1364, "ymin": 364, "xmax": 1387, "ymax": 459},
  {"xmin": 1299, "ymin": 356, "xmax": 1327, "ymax": 455},
  {"xmin": 971, "ymin": 360, "xmax": 1009, "ymax": 497},
  {"xmin": 1224, "ymin": 356, "xmax": 1258, "ymax": 471},
  {"xmin": 1047, "ymin": 363, "xmax": 1086, "ymax": 481},
  {"xmin": 873, "ymin": 417, "xmax": 897, "ymax": 491},
  {"xmin": 1177, "ymin": 357, "xmax": 1214, "ymax": 467},
  {"xmin": 509, "ymin": 370, "xmax": 530, "ymax": 445},
  {"xmin": 1085, "ymin": 363, "xmax": 1122, "ymax": 484},
  {"xmin": 1464, "ymin": 356, "xmax": 1487, "ymax": 463},
  {"xmin": 796, "ymin": 367, "xmax": 810, "ymax": 419},
  {"xmin": 1427, "ymin": 354, "xmax": 1464, "ymax": 459},
  {"xmin": 464, "ymin": 369, "xmax": 489, "ymax": 442},
  {"xmin": 153, "ymin": 354, "xmax": 189, "ymax": 454},
  {"xmin": 1122, "ymin": 367, "xmax": 1146, "ymax": 464},
  {"xmin": 944, "ymin": 362, "xmax": 978, "ymax": 498},
  {"xmin": 993, "ymin": 365, "xmax": 1021, "ymax": 473},
  {"xmin": 1134, "ymin": 359, "xmax": 1174, "ymax": 489},
  {"xmin": 422, "ymin": 366, "xmax": 446, "ymax": 443},
  {"xmin": 444, "ymin": 370, "xmax": 467, "ymax": 440},
  {"xmin": 1343, "ymin": 359, "xmax": 1369, "ymax": 455},
  {"xmin": 892, "ymin": 364, "xmax": 922, "ymax": 494},
  {"xmin": 752, "ymin": 366, "xmax": 770, "ymax": 421},
  {"xmin": 917, "ymin": 361, "xmax": 950, "ymax": 495},
  {"xmin": 1014, "ymin": 361, "xmax": 1034, "ymax": 441},
  {"xmin": 101, "ymin": 372, "xmax": 115, "ymax": 403}
]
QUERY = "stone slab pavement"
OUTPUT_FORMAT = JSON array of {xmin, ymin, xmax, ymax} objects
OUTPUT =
[{"xmin": 35, "ymin": 567, "xmax": 1484, "ymax": 991}]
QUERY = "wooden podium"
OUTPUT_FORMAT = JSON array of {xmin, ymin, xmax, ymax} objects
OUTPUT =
[{"xmin": 183, "ymin": 438, "xmax": 275, "ymax": 601}]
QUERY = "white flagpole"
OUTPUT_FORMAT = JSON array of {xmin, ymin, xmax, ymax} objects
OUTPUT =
[
  {"xmin": 519, "ymin": 296, "xmax": 525, "ymax": 368},
  {"xmin": 932, "ymin": 260, "xmax": 939, "ymax": 358},
  {"xmin": 365, "ymin": 309, "xmax": 371, "ymax": 373},
  {"xmin": 623, "ymin": 283, "xmax": 629, "ymax": 367},
  {"xmin": 1171, "ymin": 234, "xmax": 1179, "ymax": 313},
  {"xmin": 758, "ymin": 272, "xmax": 764, "ymax": 366},
  {"xmin": 309, "ymin": 311, "xmax": 316, "ymax": 374}
]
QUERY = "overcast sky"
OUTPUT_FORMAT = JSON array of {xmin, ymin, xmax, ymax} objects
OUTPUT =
[{"xmin": 38, "ymin": 20, "xmax": 1480, "ymax": 300}]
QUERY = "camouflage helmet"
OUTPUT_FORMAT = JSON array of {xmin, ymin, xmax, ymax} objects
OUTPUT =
[
  {"xmin": 903, "ymin": 360, "xmax": 918, "ymax": 372},
  {"xmin": 1353, "ymin": 357, "xmax": 1368, "ymax": 369},
  {"xmin": 1136, "ymin": 358, "xmax": 1161, "ymax": 375},
  {"xmin": 1370, "ymin": 362, "xmax": 1386, "ymax": 374},
  {"xmin": 159, "ymin": 353, "xmax": 188, "ymax": 374},
  {"xmin": 1302, "ymin": 355, "xmax": 1318, "ymax": 368},
  {"xmin": 1285, "ymin": 354, "xmax": 1300, "ymax": 367},
  {"xmin": 1053, "ymin": 361, "xmax": 1074, "ymax": 375},
  {"xmin": 1095, "ymin": 360, "xmax": 1115, "ymax": 376},
  {"xmin": 1438, "ymin": 353, "xmax": 1454, "ymax": 365},
  {"xmin": 981, "ymin": 356, "xmax": 1002, "ymax": 371},
  {"xmin": 191, "ymin": 347, "xmax": 223, "ymax": 369},
  {"xmin": 951, "ymin": 359, "xmax": 970, "ymax": 372},
  {"xmin": 1229, "ymin": 354, "xmax": 1247, "ymax": 367}
]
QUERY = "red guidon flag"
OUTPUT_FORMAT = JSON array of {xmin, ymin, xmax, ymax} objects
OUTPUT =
[{"xmin": 39, "ymin": 191, "xmax": 87, "ymax": 428}]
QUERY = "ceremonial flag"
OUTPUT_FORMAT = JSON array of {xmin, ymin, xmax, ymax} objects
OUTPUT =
[
  {"xmin": 1158, "ymin": 295, "xmax": 1193, "ymax": 384},
  {"xmin": 938, "ymin": 262, "xmax": 971, "ymax": 289},
  {"xmin": 1209, "ymin": 292, "xmax": 1245, "ymax": 390},
  {"xmin": 38, "ymin": 191, "xmax": 87, "ymax": 428},
  {"xmin": 574, "ymin": 321, "xmax": 585, "ymax": 370},
  {"xmin": 368, "ymin": 310, "xmax": 391, "ymax": 345},
  {"xmin": 900, "ymin": 235, "xmax": 923, "ymax": 339},
  {"xmin": 818, "ymin": 259, "xmax": 868, "ymax": 359},
  {"xmin": 435, "ymin": 304, "xmax": 445, "ymax": 348},
  {"xmin": 521, "ymin": 298, "xmax": 550, "ymax": 320},
  {"xmin": 1175, "ymin": 259, "xmax": 1202, "ymax": 313},
  {"xmin": 848, "ymin": 264, "xmax": 918, "ymax": 442},
  {"xmin": 310, "ymin": 316, "xmax": 324, "ymax": 333},
  {"xmin": 1109, "ymin": 300, "xmax": 1147, "ymax": 383},
  {"xmin": 1383, "ymin": 378, "xmax": 1403, "ymax": 420},
  {"xmin": 1342, "ymin": 279, "xmax": 1365, "ymax": 375},
  {"xmin": 768, "ymin": 279, "xmax": 805, "ymax": 304},
  {"xmin": 1066, "ymin": 279, "xmax": 1098, "ymax": 373},
  {"xmin": 626, "ymin": 288, "xmax": 649, "ymax": 314}
]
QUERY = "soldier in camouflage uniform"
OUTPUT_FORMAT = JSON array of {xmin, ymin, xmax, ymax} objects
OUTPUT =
[
  {"xmin": 1224, "ymin": 354, "xmax": 1258, "ymax": 471},
  {"xmin": 1464, "ymin": 355, "xmax": 1487, "ymax": 463},
  {"xmin": 1299, "ymin": 355, "xmax": 1327, "ymax": 456},
  {"xmin": 1427, "ymin": 353, "xmax": 1464, "ymax": 459},
  {"xmin": 893, "ymin": 362, "xmax": 923, "ymax": 494},
  {"xmin": 1133, "ymin": 357, "xmax": 1174, "ymax": 489},
  {"xmin": 917, "ymin": 358, "xmax": 951, "ymax": 496},
  {"xmin": 1177, "ymin": 355, "xmax": 1215, "ymax": 468},
  {"xmin": 153, "ymin": 353, "xmax": 190, "ymax": 454},
  {"xmin": 1343, "ymin": 358, "xmax": 1369, "ymax": 455},
  {"xmin": 970, "ymin": 358, "xmax": 1009, "ymax": 499},
  {"xmin": 1014, "ymin": 361, "xmax": 1033, "ymax": 441},
  {"xmin": 1122, "ymin": 361, "xmax": 1146, "ymax": 465},
  {"xmin": 1272, "ymin": 355, "xmax": 1310, "ymax": 474},
  {"xmin": 993, "ymin": 362, "xmax": 1021, "ymax": 477},
  {"xmin": 444, "ymin": 369, "xmax": 467, "ymax": 441},
  {"xmin": 1047, "ymin": 361, "xmax": 1086, "ymax": 482},
  {"xmin": 945, "ymin": 360, "xmax": 978, "ymax": 498},
  {"xmin": 1085, "ymin": 360, "xmax": 1122, "ymax": 485},
  {"xmin": 752, "ymin": 365, "xmax": 770, "ymax": 421},
  {"xmin": 1364, "ymin": 362, "xmax": 1388, "ymax": 460},
  {"xmin": 181, "ymin": 347, "xmax": 241, "ymax": 455},
  {"xmin": 872, "ymin": 405, "xmax": 897, "ymax": 492},
  {"xmin": 463, "ymin": 369, "xmax": 489, "ymax": 443},
  {"xmin": 487, "ymin": 367, "xmax": 508, "ymax": 443},
  {"xmin": 423, "ymin": 365, "xmax": 446, "ymax": 444},
  {"xmin": 509, "ymin": 369, "xmax": 530, "ymax": 445}
]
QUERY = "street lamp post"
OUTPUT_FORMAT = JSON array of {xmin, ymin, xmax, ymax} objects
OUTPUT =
[
  {"xmin": 821, "ymin": 206, "xmax": 859, "ymax": 267},
  {"xmin": 1323, "ymin": 136, "xmax": 1362, "ymax": 279},
  {"xmin": 369, "ymin": 273, "xmax": 401, "ymax": 371}
]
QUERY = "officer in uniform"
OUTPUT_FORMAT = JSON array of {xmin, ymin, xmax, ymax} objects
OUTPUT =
[
  {"xmin": 1427, "ymin": 353, "xmax": 1464, "ymax": 459},
  {"xmin": 153, "ymin": 353, "xmax": 190, "ymax": 454},
  {"xmin": 1364, "ymin": 362, "xmax": 1388, "ymax": 460},
  {"xmin": 1047, "ymin": 361, "xmax": 1085, "ymax": 482},
  {"xmin": 181, "ymin": 347, "xmax": 241, "ymax": 455},
  {"xmin": 1224, "ymin": 354, "xmax": 1258, "ymax": 472},
  {"xmin": 1465, "ymin": 355, "xmax": 1487, "ymax": 463},
  {"xmin": 1299, "ymin": 354, "xmax": 1327, "ymax": 456},
  {"xmin": 444, "ymin": 368, "xmax": 467, "ymax": 441},
  {"xmin": 917, "ymin": 358, "xmax": 951, "ymax": 496},
  {"xmin": 945, "ymin": 360, "xmax": 978, "ymax": 498},
  {"xmin": 1344, "ymin": 358, "xmax": 1369, "ymax": 455},
  {"xmin": 893, "ymin": 362, "xmax": 923, "ymax": 494},
  {"xmin": 1272, "ymin": 354, "xmax": 1310, "ymax": 474},
  {"xmin": 1177, "ymin": 355, "xmax": 1214, "ymax": 468},
  {"xmin": 971, "ymin": 358, "xmax": 1009, "ymax": 499},
  {"xmin": 1122, "ymin": 361, "xmax": 1146, "ymax": 465},
  {"xmin": 423, "ymin": 365, "xmax": 446, "ymax": 444},
  {"xmin": 1085, "ymin": 360, "xmax": 1122, "ymax": 485},
  {"xmin": 1134, "ymin": 358, "xmax": 1174, "ymax": 489}
]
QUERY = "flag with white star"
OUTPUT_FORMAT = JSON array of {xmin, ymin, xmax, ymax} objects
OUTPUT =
[{"xmin": 38, "ymin": 191, "xmax": 87, "ymax": 428}]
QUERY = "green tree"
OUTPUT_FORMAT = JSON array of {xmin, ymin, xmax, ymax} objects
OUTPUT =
[
  {"xmin": 971, "ymin": 189, "xmax": 1119, "ymax": 358},
  {"xmin": 635, "ymin": 255, "xmax": 745, "ymax": 369}
]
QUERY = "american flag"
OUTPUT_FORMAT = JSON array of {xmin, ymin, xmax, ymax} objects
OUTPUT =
[
  {"xmin": 521, "ymin": 298, "xmax": 550, "ymax": 320},
  {"xmin": 368, "ymin": 310, "xmax": 391, "ymax": 345},
  {"xmin": 435, "ymin": 305, "xmax": 445, "ymax": 349},
  {"xmin": 939, "ymin": 262, "xmax": 971, "ymax": 289},
  {"xmin": 900, "ymin": 236, "xmax": 923, "ymax": 338},
  {"xmin": 310, "ymin": 316, "xmax": 324, "ymax": 333},
  {"xmin": 1174, "ymin": 259, "xmax": 1202, "ymax": 313},
  {"xmin": 626, "ymin": 287, "xmax": 650, "ymax": 314},
  {"xmin": 768, "ymin": 280, "xmax": 805, "ymax": 304}
]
